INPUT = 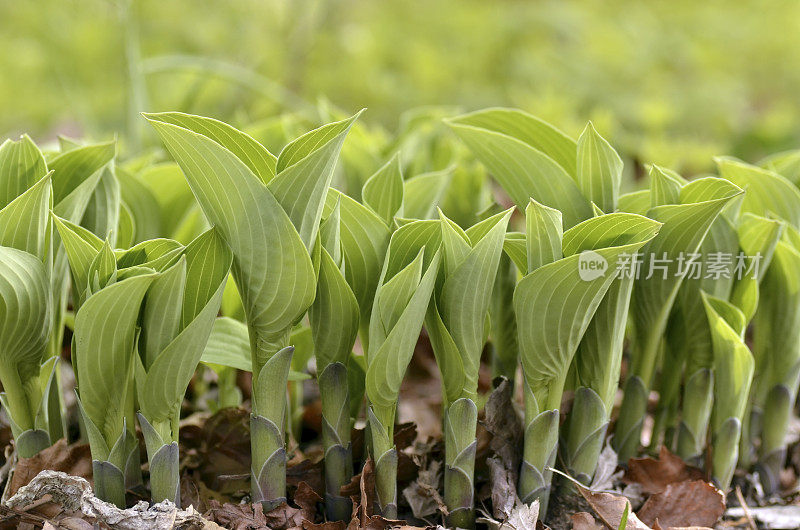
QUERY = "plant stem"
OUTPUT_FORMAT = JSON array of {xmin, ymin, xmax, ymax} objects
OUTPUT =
[
  {"xmin": 519, "ymin": 379, "xmax": 559, "ymax": 517},
  {"xmin": 757, "ymin": 383, "xmax": 792, "ymax": 494},
  {"xmin": 444, "ymin": 398, "xmax": 477, "ymax": 529},
  {"xmin": 675, "ymin": 368, "xmax": 713, "ymax": 465},
  {"xmin": 249, "ymin": 329, "xmax": 293, "ymax": 510},
  {"xmin": 319, "ymin": 362, "xmax": 353, "ymax": 521},
  {"xmin": 139, "ymin": 414, "xmax": 180, "ymax": 505},
  {"xmin": 368, "ymin": 403, "xmax": 397, "ymax": 519},
  {"xmin": 563, "ymin": 387, "xmax": 607, "ymax": 486}
]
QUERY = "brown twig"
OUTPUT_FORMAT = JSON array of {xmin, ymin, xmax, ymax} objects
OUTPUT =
[{"xmin": 734, "ymin": 485, "xmax": 757, "ymax": 530}]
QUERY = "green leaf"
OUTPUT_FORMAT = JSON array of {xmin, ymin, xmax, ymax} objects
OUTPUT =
[
  {"xmin": 309, "ymin": 248, "xmax": 359, "ymax": 369},
  {"xmin": 117, "ymin": 168, "xmax": 162, "ymax": 243},
  {"xmin": 403, "ymin": 167, "xmax": 453, "ymax": 220},
  {"xmin": 649, "ymin": 165, "xmax": 682, "ymax": 207},
  {"xmin": 630, "ymin": 179, "xmax": 743, "ymax": 385},
  {"xmin": 448, "ymin": 108, "xmax": 591, "ymax": 228},
  {"xmin": 429, "ymin": 209, "xmax": 512, "ymax": 401},
  {"xmin": 201, "ymin": 317, "xmax": 308, "ymax": 382},
  {"xmin": 0, "ymin": 135, "xmax": 48, "ymax": 208},
  {"xmin": 52, "ymin": 215, "xmax": 104, "ymax": 309},
  {"xmin": 362, "ymin": 154, "xmax": 403, "ymax": 225},
  {"xmin": 448, "ymin": 108, "xmax": 578, "ymax": 177},
  {"xmin": 82, "ymin": 167, "xmax": 120, "ymax": 245},
  {"xmin": 0, "ymin": 247, "xmax": 50, "ymax": 433},
  {"xmin": 525, "ymin": 199, "xmax": 562, "ymax": 272},
  {"xmin": 139, "ymin": 228, "xmax": 232, "ymax": 427},
  {"xmin": 366, "ymin": 248, "xmax": 442, "ymax": 410},
  {"xmin": 145, "ymin": 113, "xmax": 317, "ymax": 367},
  {"xmin": 74, "ymin": 273, "xmax": 157, "ymax": 448},
  {"xmin": 0, "ymin": 173, "xmax": 52, "ymax": 261},
  {"xmin": 201, "ymin": 317, "xmax": 251, "ymax": 372},
  {"xmin": 516, "ymin": 213, "xmax": 661, "ymax": 411},
  {"xmin": 269, "ymin": 111, "xmax": 363, "ymax": 249},
  {"xmin": 49, "ymin": 140, "xmax": 115, "ymax": 223},
  {"xmin": 323, "ymin": 189, "xmax": 391, "ymax": 341},
  {"xmin": 141, "ymin": 112, "xmax": 277, "ymax": 184},
  {"xmin": 577, "ymin": 122, "xmax": 623, "ymax": 212},
  {"xmin": 139, "ymin": 163, "xmax": 202, "ymax": 240},
  {"xmin": 717, "ymin": 157, "xmax": 800, "ymax": 228}
]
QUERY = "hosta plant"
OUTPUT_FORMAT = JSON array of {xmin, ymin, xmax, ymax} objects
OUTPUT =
[
  {"xmin": 146, "ymin": 111, "xmax": 359, "ymax": 509},
  {"xmin": 511, "ymin": 201, "xmax": 660, "ymax": 515},
  {"xmin": 366, "ymin": 220, "xmax": 442, "ymax": 518},
  {"xmin": 702, "ymin": 292, "xmax": 754, "ymax": 490},
  {"xmin": 134, "ymin": 228, "xmax": 231, "ymax": 504},
  {"xmin": 308, "ymin": 200, "xmax": 360, "ymax": 521},
  {"xmin": 0, "ymin": 153, "xmax": 57, "ymax": 457},
  {"xmin": 614, "ymin": 175, "xmax": 743, "ymax": 462},
  {"xmin": 425, "ymin": 208, "xmax": 512, "ymax": 527}
]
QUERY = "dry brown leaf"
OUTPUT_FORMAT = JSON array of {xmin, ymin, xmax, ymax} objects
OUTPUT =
[
  {"xmin": 487, "ymin": 456, "xmax": 518, "ymax": 519},
  {"xmin": 571, "ymin": 481, "xmax": 650, "ymax": 530},
  {"xmin": 287, "ymin": 460, "xmax": 326, "ymax": 502},
  {"xmin": 206, "ymin": 499, "xmax": 306, "ymax": 530},
  {"xmin": 180, "ymin": 407, "xmax": 251, "ymax": 495},
  {"xmin": 483, "ymin": 377, "xmax": 523, "ymax": 469},
  {"xmin": 302, "ymin": 521, "xmax": 346, "ymax": 530},
  {"xmin": 9, "ymin": 439, "xmax": 92, "ymax": 497},
  {"xmin": 401, "ymin": 459, "xmax": 445, "ymax": 518},
  {"xmin": 637, "ymin": 480, "xmax": 725, "ymax": 528},
  {"xmin": 571, "ymin": 511, "xmax": 605, "ymax": 530},
  {"xmin": 294, "ymin": 481, "xmax": 323, "ymax": 522},
  {"xmin": 624, "ymin": 446, "xmax": 705, "ymax": 495}
]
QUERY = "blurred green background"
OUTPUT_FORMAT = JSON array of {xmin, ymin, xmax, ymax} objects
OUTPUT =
[{"xmin": 2, "ymin": 0, "xmax": 799, "ymax": 172}]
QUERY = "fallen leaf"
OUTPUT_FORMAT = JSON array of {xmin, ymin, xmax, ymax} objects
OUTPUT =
[
  {"xmin": 394, "ymin": 423, "xmax": 418, "ymax": 451},
  {"xmin": 506, "ymin": 501, "xmax": 539, "ymax": 530},
  {"xmin": 287, "ymin": 459, "xmax": 326, "ymax": 500},
  {"xmin": 589, "ymin": 443, "xmax": 622, "ymax": 491},
  {"xmin": 571, "ymin": 511, "xmax": 605, "ymax": 530},
  {"xmin": 483, "ymin": 377, "xmax": 523, "ymax": 469},
  {"xmin": 487, "ymin": 456, "xmax": 518, "ymax": 519},
  {"xmin": 397, "ymin": 335, "xmax": 443, "ymax": 439},
  {"xmin": 294, "ymin": 481, "xmax": 323, "ymax": 521},
  {"xmin": 402, "ymin": 459, "xmax": 444, "ymax": 518},
  {"xmin": 652, "ymin": 524, "xmax": 712, "ymax": 530},
  {"xmin": 637, "ymin": 480, "xmax": 725, "ymax": 528},
  {"xmin": 624, "ymin": 446, "xmax": 705, "ymax": 494},
  {"xmin": 206, "ymin": 499, "xmax": 305, "ymax": 530},
  {"xmin": 9, "ymin": 439, "xmax": 92, "ymax": 497},
  {"xmin": 205, "ymin": 500, "xmax": 270, "ymax": 529},
  {"xmin": 180, "ymin": 407, "xmax": 251, "ymax": 495},
  {"xmin": 566, "ymin": 476, "xmax": 650, "ymax": 530},
  {"xmin": 302, "ymin": 521, "xmax": 346, "ymax": 530},
  {"xmin": 346, "ymin": 458, "xmax": 376, "ymax": 530}
]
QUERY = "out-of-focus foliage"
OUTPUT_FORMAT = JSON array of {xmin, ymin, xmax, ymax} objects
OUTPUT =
[{"xmin": 2, "ymin": 0, "xmax": 800, "ymax": 170}]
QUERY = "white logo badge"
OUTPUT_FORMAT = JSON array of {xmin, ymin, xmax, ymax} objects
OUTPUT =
[{"xmin": 578, "ymin": 250, "xmax": 608, "ymax": 281}]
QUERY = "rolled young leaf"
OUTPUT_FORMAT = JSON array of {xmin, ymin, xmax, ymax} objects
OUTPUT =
[
  {"xmin": 515, "ymin": 205, "xmax": 661, "ymax": 516},
  {"xmin": 702, "ymin": 293, "xmax": 753, "ymax": 490},
  {"xmin": 146, "ymin": 111, "xmax": 359, "ymax": 508},
  {"xmin": 366, "ymin": 222, "xmax": 442, "ymax": 518},
  {"xmin": 309, "ymin": 202, "xmax": 360, "ymax": 521}
]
